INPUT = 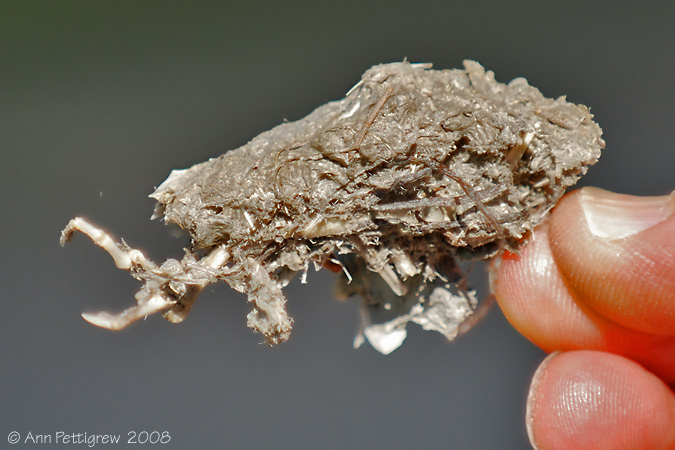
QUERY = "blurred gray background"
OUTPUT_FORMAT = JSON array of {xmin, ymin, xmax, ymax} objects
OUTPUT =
[{"xmin": 2, "ymin": 2, "xmax": 673, "ymax": 449}]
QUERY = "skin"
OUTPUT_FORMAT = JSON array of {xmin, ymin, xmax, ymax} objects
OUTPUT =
[{"xmin": 492, "ymin": 187, "xmax": 675, "ymax": 449}]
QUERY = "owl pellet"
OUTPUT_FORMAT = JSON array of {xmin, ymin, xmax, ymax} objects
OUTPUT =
[{"xmin": 61, "ymin": 61, "xmax": 603, "ymax": 353}]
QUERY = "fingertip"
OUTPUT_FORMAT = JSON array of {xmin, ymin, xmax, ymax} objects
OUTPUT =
[
  {"xmin": 549, "ymin": 188, "xmax": 675, "ymax": 335},
  {"xmin": 527, "ymin": 351, "xmax": 675, "ymax": 450},
  {"xmin": 526, "ymin": 351, "xmax": 560, "ymax": 449},
  {"xmin": 492, "ymin": 220, "xmax": 591, "ymax": 351}
]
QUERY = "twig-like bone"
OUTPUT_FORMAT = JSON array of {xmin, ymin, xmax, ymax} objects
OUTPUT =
[
  {"xmin": 60, "ymin": 217, "xmax": 230, "ymax": 330},
  {"xmin": 60, "ymin": 217, "xmax": 153, "ymax": 271},
  {"xmin": 162, "ymin": 245, "xmax": 231, "ymax": 323},
  {"xmin": 60, "ymin": 217, "xmax": 176, "ymax": 328},
  {"xmin": 81, "ymin": 293, "xmax": 174, "ymax": 330}
]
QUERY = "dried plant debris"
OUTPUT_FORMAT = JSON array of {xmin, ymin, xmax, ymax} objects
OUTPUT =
[{"xmin": 61, "ymin": 60, "xmax": 603, "ymax": 353}]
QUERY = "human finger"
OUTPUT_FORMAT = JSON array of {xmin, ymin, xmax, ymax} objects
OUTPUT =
[
  {"xmin": 526, "ymin": 351, "xmax": 675, "ymax": 450},
  {"xmin": 548, "ymin": 187, "xmax": 675, "ymax": 335},
  {"xmin": 493, "ymin": 189, "xmax": 675, "ymax": 383}
]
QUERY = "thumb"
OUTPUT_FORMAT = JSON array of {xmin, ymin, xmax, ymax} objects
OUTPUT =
[
  {"xmin": 548, "ymin": 187, "xmax": 675, "ymax": 335},
  {"xmin": 493, "ymin": 188, "xmax": 675, "ymax": 383}
]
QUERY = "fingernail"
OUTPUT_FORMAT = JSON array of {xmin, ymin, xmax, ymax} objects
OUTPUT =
[
  {"xmin": 579, "ymin": 187, "xmax": 675, "ymax": 240},
  {"xmin": 526, "ymin": 352, "xmax": 560, "ymax": 450}
]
